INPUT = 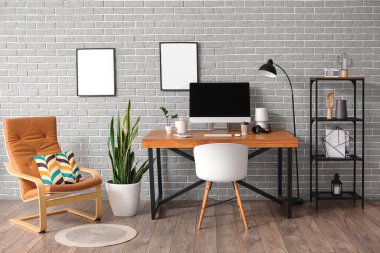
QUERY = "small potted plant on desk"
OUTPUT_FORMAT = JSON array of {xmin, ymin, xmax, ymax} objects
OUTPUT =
[
  {"xmin": 106, "ymin": 100, "xmax": 150, "ymax": 216},
  {"xmin": 160, "ymin": 106, "xmax": 178, "ymax": 134}
]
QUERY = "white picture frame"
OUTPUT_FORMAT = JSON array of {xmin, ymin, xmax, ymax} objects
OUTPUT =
[
  {"xmin": 76, "ymin": 48, "xmax": 116, "ymax": 96},
  {"xmin": 160, "ymin": 42, "xmax": 198, "ymax": 91},
  {"xmin": 325, "ymin": 129, "xmax": 346, "ymax": 158}
]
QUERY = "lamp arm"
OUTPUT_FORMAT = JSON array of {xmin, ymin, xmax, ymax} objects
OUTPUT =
[{"xmin": 274, "ymin": 63, "xmax": 297, "ymax": 137}]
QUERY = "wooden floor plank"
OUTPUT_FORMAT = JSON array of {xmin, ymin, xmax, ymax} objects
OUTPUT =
[
  {"xmin": 1, "ymin": 200, "xmax": 380, "ymax": 253},
  {"xmin": 335, "ymin": 202, "xmax": 380, "ymax": 252},
  {"xmin": 194, "ymin": 201, "xmax": 217, "ymax": 253},
  {"xmin": 153, "ymin": 201, "xmax": 180, "ymax": 237},
  {"xmin": 320, "ymin": 202, "xmax": 375, "ymax": 253},
  {"xmin": 215, "ymin": 202, "xmax": 242, "ymax": 253},
  {"xmin": 97, "ymin": 200, "xmax": 147, "ymax": 253},
  {"xmin": 294, "ymin": 215, "xmax": 334, "ymax": 253},
  {"xmin": 121, "ymin": 202, "xmax": 157, "ymax": 253},
  {"xmin": 169, "ymin": 201, "xmax": 198, "ymax": 253},
  {"xmin": 255, "ymin": 202, "xmax": 288, "ymax": 253},
  {"xmin": 235, "ymin": 201, "xmax": 265, "ymax": 253},
  {"xmin": 268, "ymin": 202, "xmax": 312, "ymax": 253},
  {"xmin": 252, "ymin": 201, "xmax": 275, "ymax": 226},
  {"xmin": 314, "ymin": 213, "xmax": 358, "ymax": 253},
  {"xmin": 146, "ymin": 237, "xmax": 172, "ymax": 253},
  {"xmin": 146, "ymin": 202, "xmax": 181, "ymax": 253},
  {"xmin": 258, "ymin": 222, "xmax": 288, "ymax": 253}
]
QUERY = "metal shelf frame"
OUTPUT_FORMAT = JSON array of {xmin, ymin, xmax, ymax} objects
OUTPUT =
[{"xmin": 309, "ymin": 77, "xmax": 365, "ymax": 209}]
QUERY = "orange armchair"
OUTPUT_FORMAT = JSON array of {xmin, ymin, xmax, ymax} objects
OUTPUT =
[{"xmin": 3, "ymin": 116, "xmax": 102, "ymax": 233}]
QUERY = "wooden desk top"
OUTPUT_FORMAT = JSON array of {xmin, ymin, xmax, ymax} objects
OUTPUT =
[{"xmin": 142, "ymin": 130, "xmax": 298, "ymax": 149}]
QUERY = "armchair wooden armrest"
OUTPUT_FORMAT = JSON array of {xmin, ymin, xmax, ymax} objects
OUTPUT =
[
  {"xmin": 4, "ymin": 162, "xmax": 45, "ymax": 199},
  {"xmin": 78, "ymin": 167, "xmax": 101, "ymax": 178}
]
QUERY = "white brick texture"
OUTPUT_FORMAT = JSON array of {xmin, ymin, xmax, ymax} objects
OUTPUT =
[{"xmin": 0, "ymin": 0, "xmax": 379, "ymax": 200}]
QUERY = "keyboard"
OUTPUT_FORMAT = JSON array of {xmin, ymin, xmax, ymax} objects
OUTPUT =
[{"xmin": 204, "ymin": 133, "xmax": 233, "ymax": 137}]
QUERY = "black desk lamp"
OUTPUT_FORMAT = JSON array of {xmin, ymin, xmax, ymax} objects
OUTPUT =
[{"xmin": 259, "ymin": 59, "xmax": 303, "ymax": 205}]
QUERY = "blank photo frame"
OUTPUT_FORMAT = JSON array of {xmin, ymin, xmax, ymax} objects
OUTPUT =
[
  {"xmin": 76, "ymin": 48, "xmax": 116, "ymax": 96},
  {"xmin": 160, "ymin": 42, "xmax": 198, "ymax": 91}
]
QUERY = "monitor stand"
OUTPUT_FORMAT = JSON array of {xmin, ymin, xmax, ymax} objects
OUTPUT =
[{"xmin": 210, "ymin": 123, "xmax": 230, "ymax": 133}]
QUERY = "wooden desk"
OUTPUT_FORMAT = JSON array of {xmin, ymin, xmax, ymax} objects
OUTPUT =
[{"xmin": 142, "ymin": 130, "xmax": 299, "ymax": 219}]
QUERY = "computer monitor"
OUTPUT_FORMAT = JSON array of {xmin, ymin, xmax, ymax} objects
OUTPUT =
[{"xmin": 189, "ymin": 82, "xmax": 251, "ymax": 123}]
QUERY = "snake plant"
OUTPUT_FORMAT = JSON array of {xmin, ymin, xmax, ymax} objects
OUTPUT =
[{"xmin": 108, "ymin": 100, "xmax": 149, "ymax": 184}]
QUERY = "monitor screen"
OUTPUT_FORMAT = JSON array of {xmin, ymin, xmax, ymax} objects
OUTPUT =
[{"xmin": 190, "ymin": 82, "xmax": 251, "ymax": 123}]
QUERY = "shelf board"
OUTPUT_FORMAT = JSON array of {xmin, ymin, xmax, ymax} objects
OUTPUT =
[
  {"xmin": 310, "ymin": 76, "xmax": 365, "ymax": 81},
  {"xmin": 312, "ymin": 191, "xmax": 361, "ymax": 200},
  {"xmin": 312, "ymin": 155, "xmax": 362, "ymax": 161},
  {"xmin": 311, "ymin": 117, "xmax": 363, "ymax": 123}
]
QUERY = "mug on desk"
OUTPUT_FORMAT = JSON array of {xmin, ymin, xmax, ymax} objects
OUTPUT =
[{"xmin": 175, "ymin": 119, "xmax": 188, "ymax": 134}]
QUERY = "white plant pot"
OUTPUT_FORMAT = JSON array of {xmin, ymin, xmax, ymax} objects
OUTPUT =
[
  {"xmin": 165, "ymin": 125, "xmax": 173, "ymax": 134},
  {"xmin": 106, "ymin": 181, "xmax": 141, "ymax": 217}
]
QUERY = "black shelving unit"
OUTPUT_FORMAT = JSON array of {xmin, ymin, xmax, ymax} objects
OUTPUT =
[{"xmin": 309, "ymin": 77, "xmax": 365, "ymax": 209}]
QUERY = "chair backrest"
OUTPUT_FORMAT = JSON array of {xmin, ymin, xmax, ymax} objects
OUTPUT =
[
  {"xmin": 3, "ymin": 117, "xmax": 61, "ymax": 198},
  {"xmin": 194, "ymin": 143, "xmax": 248, "ymax": 183}
]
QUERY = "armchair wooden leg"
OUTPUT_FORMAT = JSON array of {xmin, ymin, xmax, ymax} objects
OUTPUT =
[
  {"xmin": 10, "ymin": 209, "xmax": 66, "ymax": 233},
  {"xmin": 95, "ymin": 185, "xmax": 102, "ymax": 220},
  {"xmin": 198, "ymin": 181, "xmax": 212, "ymax": 229},
  {"xmin": 233, "ymin": 181, "xmax": 248, "ymax": 230},
  {"xmin": 10, "ymin": 186, "xmax": 103, "ymax": 233},
  {"xmin": 38, "ymin": 193, "xmax": 47, "ymax": 232},
  {"xmin": 67, "ymin": 185, "xmax": 102, "ymax": 221}
]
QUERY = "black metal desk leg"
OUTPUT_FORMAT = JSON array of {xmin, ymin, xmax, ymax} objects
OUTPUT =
[
  {"xmin": 156, "ymin": 148, "xmax": 163, "ymax": 196},
  {"xmin": 148, "ymin": 148, "xmax": 156, "ymax": 219},
  {"xmin": 278, "ymin": 148, "xmax": 283, "ymax": 197},
  {"xmin": 287, "ymin": 148, "xmax": 293, "ymax": 219}
]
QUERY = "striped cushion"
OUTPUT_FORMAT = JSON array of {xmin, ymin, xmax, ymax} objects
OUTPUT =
[
  {"xmin": 56, "ymin": 151, "xmax": 81, "ymax": 183},
  {"xmin": 33, "ymin": 154, "xmax": 65, "ymax": 185}
]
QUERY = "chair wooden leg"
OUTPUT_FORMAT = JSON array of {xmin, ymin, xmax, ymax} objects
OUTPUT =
[
  {"xmin": 233, "ymin": 181, "xmax": 248, "ymax": 230},
  {"xmin": 233, "ymin": 183, "xmax": 243, "ymax": 219},
  {"xmin": 198, "ymin": 181, "xmax": 212, "ymax": 229}
]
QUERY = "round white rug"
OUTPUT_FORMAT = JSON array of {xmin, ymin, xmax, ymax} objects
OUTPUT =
[{"xmin": 55, "ymin": 224, "xmax": 137, "ymax": 248}]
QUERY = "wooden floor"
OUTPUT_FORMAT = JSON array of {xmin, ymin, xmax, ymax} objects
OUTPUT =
[{"xmin": 1, "ymin": 199, "xmax": 380, "ymax": 253}]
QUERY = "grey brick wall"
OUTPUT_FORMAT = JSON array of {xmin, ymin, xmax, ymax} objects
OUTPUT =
[{"xmin": 1, "ymin": 0, "xmax": 379, "ymax": 200}]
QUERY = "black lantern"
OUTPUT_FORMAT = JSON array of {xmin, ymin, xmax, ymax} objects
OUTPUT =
[{"xmin": 331, "ymin": 173, "xmax": 342, "ymax": 196}]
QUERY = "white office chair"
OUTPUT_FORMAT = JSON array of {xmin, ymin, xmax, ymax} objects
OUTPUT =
[{"xmin": 194, "ymin": 143, "xmax": 249, "ymax": 230}]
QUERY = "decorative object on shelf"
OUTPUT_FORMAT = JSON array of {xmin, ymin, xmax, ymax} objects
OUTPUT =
[
  {"xmin": 76, "ymin": 48, "xmax": 116, "ymax": 96},
  {"xmin": 331, "ymin": 173, "xmax": 343, "ymax": 196},
  {"xmin": 321, "ymin": 126, "xmax": 352, "ymax": 158},
  {"xmin": 336, "ymin": 99, "xmax": 348, "ymax": 119},
  {"xmin": 160, "ymin": 42, "xmax": 198, "ymax": 91},
  {"xmin": 326, "ymin": 91, "xmax": 334, "ymax": 119},
  {"xmin": 259, "ymin": 59, "xmax": 303, "ymax": 204},
  {"xmin": 241, "ymin": 121, "xmax": 249, "ymax": 135},
  {"xmin": 338, "ymin": 53, "xmax": 350, "ymax": 77},
  {"xmin": 175, "ymin": 117, "xmax": 188, "ymax": 134},
  {"xmin": 254, "ymin": 108, "xmax": 269, "ymax": 129},
  {"xmin": 107, "ymin": 100, "xmax": 150, "ymax": 216},
  {"xmin": 160, "ymin": 106, "xmax": 178, "ymax": 134},
  {"xmin": 324, "ymin": 68, "xmax": 340, "ymax": 77}
]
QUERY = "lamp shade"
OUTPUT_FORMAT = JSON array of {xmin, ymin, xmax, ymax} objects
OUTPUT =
[
  {"xmin": 255, "ymin": 108, "xmax": 268, "ymax": 122},
  {"xmin": 259, "ymin": 59, "xmax": 277, "ymax": 78}
]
